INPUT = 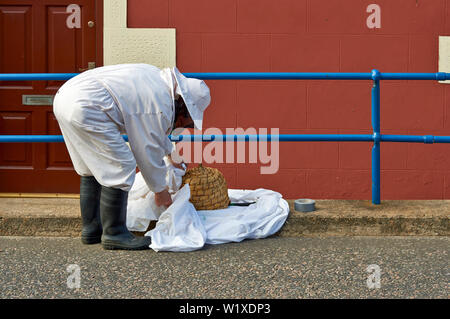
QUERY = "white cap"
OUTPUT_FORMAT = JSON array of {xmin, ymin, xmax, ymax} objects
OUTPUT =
[{"xmin": 172, "ymin": 67, "xmax": 211, "ymax": 131}]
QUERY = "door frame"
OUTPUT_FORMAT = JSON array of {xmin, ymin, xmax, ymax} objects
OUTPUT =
[{"xmin": 94, "ymin": 0, "xmax": 103, "ymax": 68}]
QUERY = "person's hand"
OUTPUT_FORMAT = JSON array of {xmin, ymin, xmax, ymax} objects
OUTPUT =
[
  {"xmin": 172, "ymin": 161, "xmax": 187, "ymax": 171},
  {"xmin": 167, "ymin": 154, "xmax": 187, "ymax": 171},
  {"xmin": 154, "ymin": 188, "xmax": 173, "ymax": 207}
]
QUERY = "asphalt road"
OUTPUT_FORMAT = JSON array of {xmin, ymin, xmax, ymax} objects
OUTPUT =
[{"xmin": 0, "ymin": 236, "xmax": 448, "ymax": 299}]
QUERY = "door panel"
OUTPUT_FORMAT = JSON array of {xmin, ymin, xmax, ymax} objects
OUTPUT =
[
  {"xmin": 0, "ymin": 0, "xmax": 100, "ymax": 193},
  {"xmin": 47, "ymin": 5, "xmax": 80, "ymax": 89},
  {"xmin": 0, "ymin": 5, "xmax": 33, "ymax": 88},
  {"xmin": 0, "ymin": 111, "xmax": 32, "ymax": 167}
]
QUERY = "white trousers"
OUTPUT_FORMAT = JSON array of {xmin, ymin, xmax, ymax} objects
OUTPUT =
[{"xmin": 53, "ymin": 79, "xmax": 136, "ymax": 191}]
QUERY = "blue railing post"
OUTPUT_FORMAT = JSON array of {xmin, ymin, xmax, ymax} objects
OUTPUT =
[{"xmin": 371, "ymin": 70, "xmax": 381, "ymax": 204}]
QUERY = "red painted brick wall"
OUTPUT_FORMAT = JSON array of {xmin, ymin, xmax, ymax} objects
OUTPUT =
[{"xmin": 127, "ymin": 0, "xmax": 450, "ymax": 200}]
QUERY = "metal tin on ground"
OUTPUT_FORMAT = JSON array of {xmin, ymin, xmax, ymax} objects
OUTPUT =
[{"xmin": 294, "ymin": 199, "xmax": 316, "ymax": 212}]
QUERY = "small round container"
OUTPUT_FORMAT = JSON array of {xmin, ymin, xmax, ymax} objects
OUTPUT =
[{"xmin": 294, "ymin": 199, "xmax": 316, "ymax": 212}]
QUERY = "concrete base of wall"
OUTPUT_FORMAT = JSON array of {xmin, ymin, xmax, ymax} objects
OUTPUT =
[{"xmin": 280, "ymin": 200, "xmax": 449, "ymax": 237}]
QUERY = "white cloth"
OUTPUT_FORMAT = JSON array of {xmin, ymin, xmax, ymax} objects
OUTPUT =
[
  {"xmin": 126, "ymin": 157, "xmax": 186, "ymax": 231},
  {"xmin": 148, "ymin": 184, "xmax": 207, "ymax": 252},
  {"xmin": 53, "ymin": 64, "xmax": 186, "ymax": 192},
  {"xmin": 199, "ymin": 189, "xmax": 289, "ymax": 245},
  {"xmin": 127, "ymin": 168, "xmax": 290, "ymax": 252}
]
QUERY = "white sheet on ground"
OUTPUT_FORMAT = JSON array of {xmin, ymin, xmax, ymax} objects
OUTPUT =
[
  {"xmin": 126, "ymin": 163, "xmax": 289, "ymax": 252},
  {"xmin": 126, "ymin": 157, "xmax": 185, "ymax": 231}
]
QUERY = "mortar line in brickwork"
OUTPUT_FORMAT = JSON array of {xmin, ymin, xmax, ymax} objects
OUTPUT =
[
  {"xmin": 443, "ymin": 0, "xmax": 448, "ymax": 35},
  {"xmin": 441, "ymin": 85, "xmax": 446, "ymax": 129},
  {"xmin": 444, "ymin": 87, "xmax": 447, "ymax": 130},
  {"xmin": 168, "ymin": 0, "xmax": 171, "ymax": 26},
  {"xmin": 407, "ymin": 34, "xmax": 411, "ymax": 74},
  {"xmin": 378, "ymin": 168, "xmax": 448, "ymax": 172},
  {"xmin": 235, "ymin": 83, "xmax": 239, "ymax": 128},
  {"xmin": 269, "ymin": 33, "xmax": 273, "ymax": 72},
  {"xmin": 338, "ymin": 38, "xmax": 341, "ymax": 72},
  {"xmin": 307, "ymin": 169, "xmax": 370, "ymax": 173},
  {"xmin": 188, "ymin": 32, "xmax": 311, "ymax": 36},
  {"xmin": 337, "ymin": 137, "xmax": 341, "ymax": 169},
  {"xmin": 235, "ymin": 0, "xmax": 238, "ymax": 33},
  {"xmin": 445, "ymin": 175, "xmax": 449, "ymax": 198},
  {"xmin": 306, "ymin": 0, "xmax": 309, "ymax": 33},
  {"xmin": 312, "ymin": 33, "xmax": 412, "ymax": 37},
  {"xmin": 305, "ymin": 169, "xmax": 310, "ymax": 195},
  {"xmin": 200, "ymin": 33, "xmax": 204, "ymax": 72},
  {"xmin": 405, "ymin": 129, "xmax": 414, "ymax": 170},
  {"xmin": 305, "ymin": 81, "xmax": 308, "ymax": 129},
  {"xmin": 405, "ymin": 133, "xmax": 410, "ymax": 169}
]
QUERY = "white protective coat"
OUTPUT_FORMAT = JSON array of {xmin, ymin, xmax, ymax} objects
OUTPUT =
[{"xmin": 53, "ymin": 64, "xmax": 179, "ymax": 193}]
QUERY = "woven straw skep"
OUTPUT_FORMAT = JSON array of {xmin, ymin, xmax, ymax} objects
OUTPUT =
[{"xmin": 181, "ymin": 164, "xmax": 230, "ymax": 210}]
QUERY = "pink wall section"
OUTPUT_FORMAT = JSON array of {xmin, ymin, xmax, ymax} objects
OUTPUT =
[{"xmin": 127, "ymin": 0, "xmax": 450, "ymax": 200}]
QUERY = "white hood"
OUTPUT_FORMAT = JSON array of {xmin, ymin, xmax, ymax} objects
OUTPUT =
[{"xmin": 162, "ymin": 67, "xmax": 211, "ymax": 131}]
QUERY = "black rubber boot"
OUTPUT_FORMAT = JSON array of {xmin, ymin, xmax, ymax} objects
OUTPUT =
[
  {"xmin": 80, "ymin": 176, "xmax": 102, "ymax": 244},
  {"xmin": 100, "ymin": 186, "xmax": 151, "ymax": 250}
]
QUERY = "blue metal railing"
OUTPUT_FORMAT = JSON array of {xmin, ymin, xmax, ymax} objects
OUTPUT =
[{"xmin": 1, "ymin": 70, "xmax": 450, "ymax": 204}]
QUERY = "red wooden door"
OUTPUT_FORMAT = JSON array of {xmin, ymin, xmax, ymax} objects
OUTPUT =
[{"xmin": 0, "ymin": 0, "xmax": 101, "ymax": 193}]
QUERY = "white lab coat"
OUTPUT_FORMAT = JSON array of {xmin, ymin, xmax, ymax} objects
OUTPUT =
[{"xmin": 53, "ymin": 64, "xmax": 177, "ymax": 193}]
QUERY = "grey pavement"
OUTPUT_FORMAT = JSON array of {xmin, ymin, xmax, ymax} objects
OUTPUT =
[{"xmin": 0, "ymin": 236, "xmax": 448, "ymax": 299}]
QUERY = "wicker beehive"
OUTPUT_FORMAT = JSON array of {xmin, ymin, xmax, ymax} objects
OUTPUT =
[{"xmin": 181, "ymin": 164, "xmax": 230, "ymax": 210}]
